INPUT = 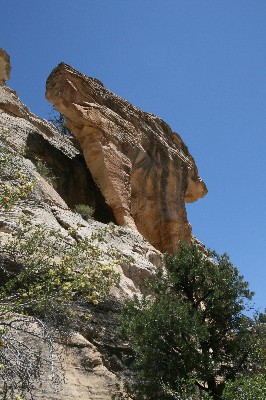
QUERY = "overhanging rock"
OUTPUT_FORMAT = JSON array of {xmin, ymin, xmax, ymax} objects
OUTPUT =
[{"xmin": 46, "ymin": 63, "xmax": 207, "ymax": 253}]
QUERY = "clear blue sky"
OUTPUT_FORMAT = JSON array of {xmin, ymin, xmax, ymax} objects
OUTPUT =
[{"xmin": 1, "ymin": 0, "xmax": 265, "ymax": 314}]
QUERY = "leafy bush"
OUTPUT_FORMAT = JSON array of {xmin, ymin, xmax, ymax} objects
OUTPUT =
[
  {"xmin": 35, "ymin": 158, "xmax": 56, "ymax": 185},
  {"xmin": 1, "ymin": 217, "xmax": 120, "ymax": 309},
  {"xmin": 74, "ymin": 204, "xmax": 95, "ymax": 220},
  {"xmin": 0, "ymin": 217, "xmax": 121, "ymax": 398}
]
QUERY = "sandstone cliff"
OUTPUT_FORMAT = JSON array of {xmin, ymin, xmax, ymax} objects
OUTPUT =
[
  {"xmin": 0, "ymin": 49, "xmax": 163, "ymax": 399},
  {"xmin": 46, "ymin": 64, "xmax": 207, "ymax": 253},
  {"xmin": 0, "ymin": 49, "xmax": 208, "ymax": 399}
]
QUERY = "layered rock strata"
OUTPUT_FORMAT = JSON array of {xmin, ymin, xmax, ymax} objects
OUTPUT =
[{"xmin": 46, "ymin": 64, "xmax": 207, "ymax": 253}]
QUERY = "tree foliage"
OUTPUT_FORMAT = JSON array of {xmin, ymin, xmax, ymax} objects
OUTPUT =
[
  {"xmin": 120, "ymin": 242, "xmax": 264, "ymax": 400},
  {"xmin": 48, "ymin": 107, "xmax": 73, "ymax": 136},
  {"xmin": 222, "ymin": 372, "xmax": 266, "ymax": 400}
]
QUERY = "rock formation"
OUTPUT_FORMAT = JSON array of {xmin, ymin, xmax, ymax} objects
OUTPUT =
[
  {"xmin": 0, "ymin": 48, "xmax": 11, "ymax": 86},
  {"xmin": 46, "ymin": 63, "xmax": 207, "ymax": 253},
  {"xmin": 0, "ymin": 50, "xmax": 164, "ymax": 399}
]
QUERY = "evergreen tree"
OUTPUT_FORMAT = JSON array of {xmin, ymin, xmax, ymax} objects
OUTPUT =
[{"xmin": 120, "ymin": 243, "xmax": 263, "ymax": 399}]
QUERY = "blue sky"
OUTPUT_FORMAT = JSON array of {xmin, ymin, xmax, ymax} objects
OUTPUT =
[{"xmin": 1, "ymin": 0, "xmax": 265, "ymax": 314}]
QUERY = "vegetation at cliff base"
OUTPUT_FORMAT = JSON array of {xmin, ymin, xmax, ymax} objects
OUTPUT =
[
  {"xmin": 34, "ymin": 157, "xmax": 57, "ymax": 185},
  {"xmin": 0, "ymin": 132, "xmax": 122, "ymax": 399},
  {"xmin": 1, "ymin": 129, "xmax": 265, "ymax": 399},
  {"xmin": 74, "ymin": 203, "xmax": 95, "ymax": 220},
  {"xmin": 120, "ymin": 242, "xmax": 266, "ymax": 400},
  {"xmin": 0, "ymin": 216, "xmax": 121, "ymax": 399}
]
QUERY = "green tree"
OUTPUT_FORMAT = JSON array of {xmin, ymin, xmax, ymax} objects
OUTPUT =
[
  {"xmin": 120, "ymin": 243, "xmax": 262, "ymax": 400},
  {"xmin": 222, "ymin": 372, "xmax": 266, "ymax": 400},
  {"xmin": 34, "ymin": 157, "xmax": 56, "ymax": 185},
  {"xmin": 48, "ymin": 107, "xmax": 73, "ymax": 136},
  {"xmin": 223, "ymin": 309, "xmax": 266, "ymax": 399}
]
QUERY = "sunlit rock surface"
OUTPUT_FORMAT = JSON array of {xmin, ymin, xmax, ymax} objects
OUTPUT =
[
  {"xmin": 0, "ymin": 48, "xmax": 11, "ymax": 86},
  {"xmin": 46, "ymin": 63, "xmax": 207, "ymax": 253},
  {"xmin": 0, "ymin": 50, "xmax": 164, "ymax": 399}
]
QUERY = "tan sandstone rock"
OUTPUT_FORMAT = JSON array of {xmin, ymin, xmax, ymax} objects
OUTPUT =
[
  {"xmin": 1, "ymin": 50, "xmax": 163, "ymax": 399},
  {"xmin": 46, "ymin": 64, "xmax": 207, "ymax": 253},
  {"xmin": 0, "ymin": 48, "xmax": 11, "ymax": 86},
  {"xmin": 0, "ymin": 57, "xmax": 163, "ymax": 298}
]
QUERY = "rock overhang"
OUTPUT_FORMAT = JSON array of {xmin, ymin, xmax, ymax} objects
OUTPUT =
[
  {"xmin": 46, "ymin": 62, "xmax": 207, "ymax": 253},
  {"xmin": 0, "ymin": 48, "xmax": 11, "ymax": 86}
]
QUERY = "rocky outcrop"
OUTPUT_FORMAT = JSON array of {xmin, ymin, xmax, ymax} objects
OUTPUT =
[
  {"xmin": 0, "ymin": 48, "xmax": 11, "ymax": 86},
  {"xmin": 46, "ymin": 63, "xmax": 207, "ymax": 253},
  {"xmin": 0, "ymin": 50, "xmax": 163, "ymax": 296},
  {"xmin": 0, "ymin": 51, "xmax": 164, "ymax": 399},
  {"xmin": 0, "ymin": 52, "xmax": 118, "ymax": 223}
]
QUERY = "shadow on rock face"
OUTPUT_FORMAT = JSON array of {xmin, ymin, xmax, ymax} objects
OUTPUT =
[{"xmin": 26, "ymin": 131, "xmax": 117, "ymax": 224}]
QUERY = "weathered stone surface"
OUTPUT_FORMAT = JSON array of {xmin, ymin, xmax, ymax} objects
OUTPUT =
[
  {"xmin": 0, "ymin": 67, "xmax": 162, "ymax": 296},
  {"xmin": 0, "ymin": 51, "xmax": 163, "ymax": 399},
  {"xmin": 0, "ymin": 316, "xmax": 122, "ymax": 400},
  {"xmin": 0, "ymin": 74, "xmax": 118, "ymax": 223},
  {"xmin": 0, "ymin": 48, "xmax": 11, "ymax": 86},
  {"xmin": 46, "ymin": 63, "xmax": 207, "ymax": 253}
]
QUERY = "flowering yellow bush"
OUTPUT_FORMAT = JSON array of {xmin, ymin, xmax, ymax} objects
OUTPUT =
[
  {"xmin": 0, "ymin": 129, "xmax": 124, "ymax": 398},
  {"xmin": 2, "ymin": 217, "xmax": 121, "ymax": 314}
]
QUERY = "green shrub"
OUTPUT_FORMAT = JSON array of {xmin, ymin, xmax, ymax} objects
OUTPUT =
[
  {"xmin": 35, "ymin": 158, "xmax": 56, "ymax": 185},
  {"xmin": 74, "ymin": 204, "xmax": 95, "ymax": 220},
  {"xmin": 0, "ymin": 217, "xmax": 121, "ymax": 398}
]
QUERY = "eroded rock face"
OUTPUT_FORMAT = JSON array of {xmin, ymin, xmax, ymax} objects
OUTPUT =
[
  {"xmin": 0, "ymin": 51, "xmax": 164, "ymax": 399},
  {"xmin": 0, "ymin": 56, "xmax": 162, "ymax": 297},
  {"xmin": 0, "ymin": 48, "xmax": 11, "ymax": 86},
  {"xmin": 46, "ymin": 64, "xmax": 207, "ymax": 253}
]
